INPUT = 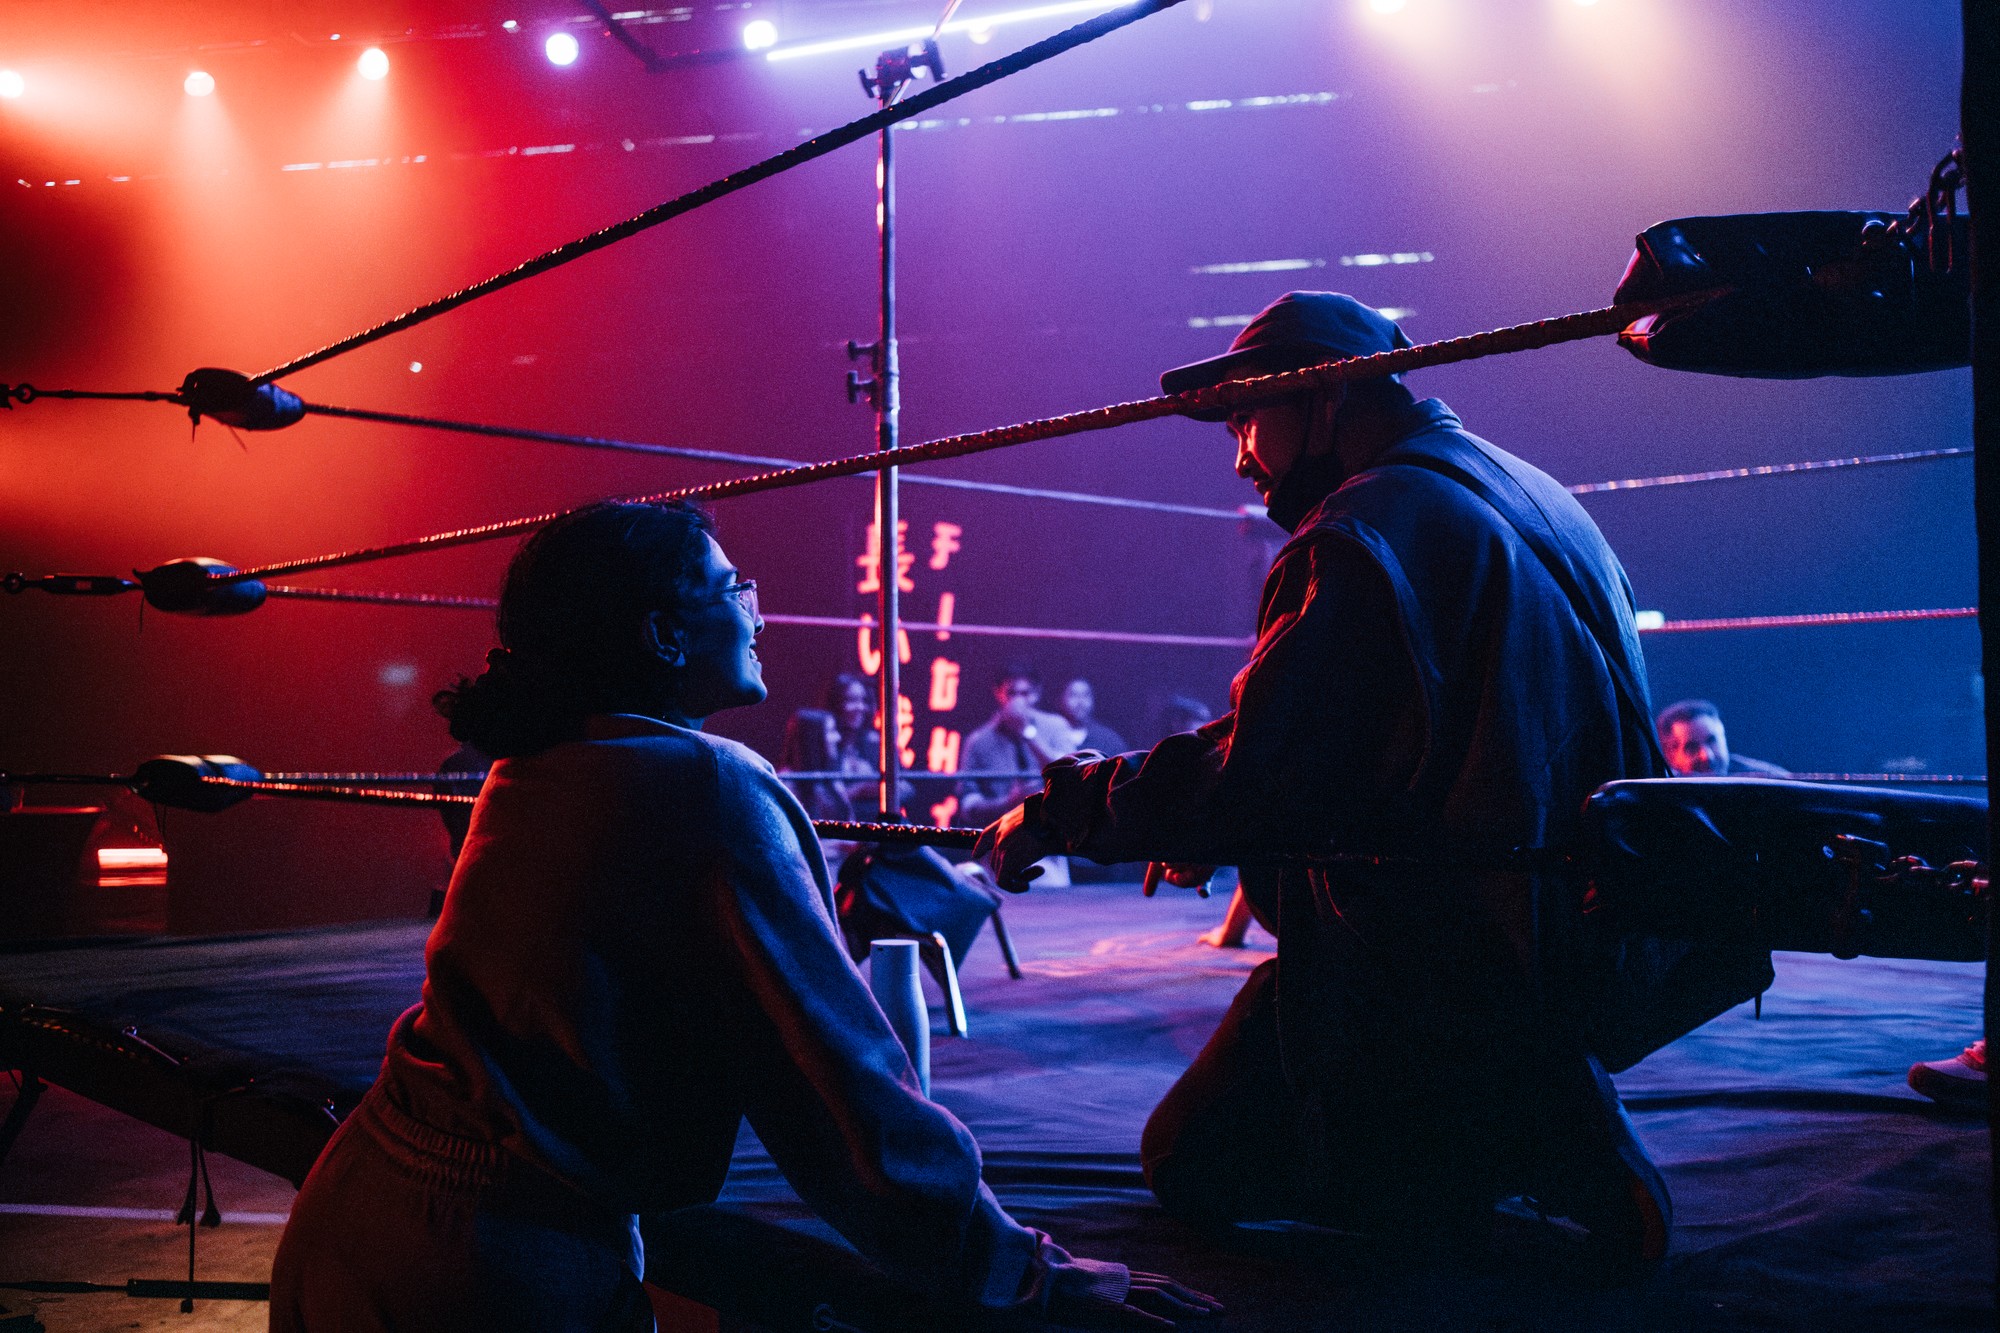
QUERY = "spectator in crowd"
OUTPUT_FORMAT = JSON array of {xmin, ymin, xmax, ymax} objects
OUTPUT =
[
  {"xmin": 778, "ymin": 708, "xmax": 852, "ymax": 823},
  {"xmin": 1655, "ymin": 699, "xmax": 1789, "ymax": 777},
  {"xmin": 825, "ymin": 672, "xmax": 886, "ymax": 813},
  {"xmin": 1059, "ymin": 678, "xmax": 1129, "ymax": 756},
  {"xmin": 956, "ymin": 665, "xmax": 1081, "ymax": 828},
  {"xmin": 1150, "ymin": 694, "xmax": 1215, "ymax": 749}
]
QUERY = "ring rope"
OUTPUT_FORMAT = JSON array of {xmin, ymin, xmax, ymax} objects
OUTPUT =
[
  {"xmin": 211, "ymin": 778, "xmax": 988, "ymax": 850},
  {"xmin": 24, "ymin": 771, "xmax": 1488, "ymax": 867},
  {"xmin": 264, "ymin": 587, "xmax": 1976, "ymax": 640},
  {"xmin": 1, "ymin": 385, "xmax": 181, "ymax": 407},
  {"xmin": 245, "ymin": 0, "xmax": 1187, "ymax": 387},
  {"xmin": 264, "ymin": 586, "xmax": 500, "ymax": 610},
  {"xmin": 292, "ymin": 403, "xmax": 1979, "ymax": 504},
  {"xmin": 9, "ymin": 576, "xmax": 1971, "ymax": 643},
  {"xmin": 299, "ymin": 401, "xmax": 1248, "ymax": 519},
  {"xmin": 1638, "ymin": 606, "xmax": 1977, "ymax": 633},
  {"xmin": 1566, "ymin": 445, "xmax": 1972, "ymax": 494},
  {"xmin": 0, "ymin": 766, "xmax": 984, "ymax": 850},
  {"xmin": 758, "ymin": 611, "xmax": 1255, "ymax": 649},
  {"xmin": 9, "ymin": 383, "xmax": 1962, "ymax": 521},
  {"xmin": 209, "ymin": 292, "xmax": 1719, "ymax": 585},
  {"xmin": 7, "ymin": 765, "xmax": 1980, "ymax": 794},
  {"xmin": 246, "ymin": 768, "xmax": 1043, "ymax": 784},
  {"xmin": 262, "ymin": 587, "xmax": 1262, "ymax": 646},
  {"xmin": 5, "ymin": 772, "xmax": 1976, "ymax": 861},
  {"xmin": 1782, "ymin": 772, "xmax": 1987, "ymax": 784}
]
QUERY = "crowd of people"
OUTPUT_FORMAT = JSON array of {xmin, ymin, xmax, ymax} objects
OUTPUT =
[{"xmin": 774, "ymin": 663, "xmax": 1202, "ymax": 828}]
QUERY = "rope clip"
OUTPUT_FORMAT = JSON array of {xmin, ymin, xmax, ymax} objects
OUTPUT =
[{"xmin": 860, "ymin": 38, "xmax": 943, "ymax": 102}]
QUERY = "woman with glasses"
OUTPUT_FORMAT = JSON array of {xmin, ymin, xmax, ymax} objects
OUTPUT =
[{"xmin": 268, "ymin": 500, "xmax": 1214, "ymax": 1332}]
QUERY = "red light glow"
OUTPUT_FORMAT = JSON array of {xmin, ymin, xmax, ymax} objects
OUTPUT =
[{"xmin": 97, "ymin": 846, "xmax": 169, "ymax": 871}]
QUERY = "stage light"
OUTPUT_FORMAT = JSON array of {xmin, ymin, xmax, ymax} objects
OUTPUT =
[
  {"xmin": 742, "ymin": 19, "xmax": 778, "ymax": 50},
  {"xmin": 184, "ymin": 70, "xmax": 215, "ymax": 96},
  {"xmin": 358, "ymin": 46, "xmax": 389, "ymax": 80},
  {"xmin": 969, "ymin": 24, "xmax": 994, "ymax": 43},
  {"xmin": 766, "ymin": 0, "xmax": 1114, "ymax": 62},
  {"xmin": 1369, "ymin": 0, "xmax": 1408, "ymax": 13},
  {"xmin": 545, "ymin": 31, "xmax": 580, "ymax": 66},
  {"xmin": 0, "ymin": 71, "xmax": 21, "ymax": 99},
  {"xmin": 409, "ymin": 361, "xmax": 424, "ymax": 373},
  {"xmin": 502, "ymin": 19, "xmax": 520, "ymax": 31}
]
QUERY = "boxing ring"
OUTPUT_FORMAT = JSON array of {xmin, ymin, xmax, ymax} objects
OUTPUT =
[
  {"xmin": 2, "ymin": 0, "xmax": 1997, "ymax": 1325},
  {"xmin": 0, "ymin": 888, "xmax": 1989, "ymax": 1330}
]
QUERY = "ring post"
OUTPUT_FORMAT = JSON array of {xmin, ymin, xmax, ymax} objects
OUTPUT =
[
  {"xmin": 1957, "ymin": 0, "xmax": 2000, "ymax": 1268},
  {"xmin": 857, "ymin": 41, "xmax": 940, "ymax": 820}
]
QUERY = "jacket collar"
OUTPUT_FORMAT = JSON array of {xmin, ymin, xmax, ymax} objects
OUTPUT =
[
  {"xmin": 1267, "ymin": 397, "xmax": 1461, "ymax": 533},
  {"xmin": 584, "ymin": 712, "xmax": 692, "ymax": 741}
]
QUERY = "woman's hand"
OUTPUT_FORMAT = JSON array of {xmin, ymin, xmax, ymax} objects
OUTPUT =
[{"xmin": 1052, "ymin": 1270, "xmax": 1224, "ymax": 1329}]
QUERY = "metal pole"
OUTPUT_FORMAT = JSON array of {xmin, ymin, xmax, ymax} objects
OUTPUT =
[
  {"xmin": 872, "ymin": 58, "xmax": 907, "ymax": 819},
  {"xmin": 1959, "ymin": 0, "xmax": 2000, "ymax": 1272}
]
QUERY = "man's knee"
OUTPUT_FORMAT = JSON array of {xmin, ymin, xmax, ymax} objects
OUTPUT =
[{"xmin": 1141, "ymin": 959, "xmax": 1290, "ymax": 1227}]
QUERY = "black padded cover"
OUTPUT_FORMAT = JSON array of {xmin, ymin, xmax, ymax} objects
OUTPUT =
[
  {"xmin": 1581, "ymin": 777, "xmax": 1987, "ymax": 961},
  {"xmin": 1614, "ymin": 211, "xmax": 1970, "ymax": 378}
]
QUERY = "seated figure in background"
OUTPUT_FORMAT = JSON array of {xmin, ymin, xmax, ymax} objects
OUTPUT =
[
  {"xmin": 1059, "ymin": 678, "xmax": 1129, "ymax": 757},
  {"xmin": 1149, "ymin": 694, "xmax": 1214, "ymax": 749},
  {"xmin": 826, "ymin": 672, "xmax": 885, "ymax": 814},
  {"xmin": 956, "ymin": 665, "xmax": 1081, "ymax": 828},
  {"xmin": 778, "ymin": 708, "xmax": 853, "ymax": 823},
  {"xmin": 1655, "ymin": 698, "xmax": 1790, "ymax": 777}
]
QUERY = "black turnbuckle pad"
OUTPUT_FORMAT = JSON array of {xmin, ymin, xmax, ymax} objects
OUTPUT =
[
  {"xmin": 131, "ymin": 756, "xmax": 262, "ymax": 812},
  {"xmin": 1614, "ymin": 210, "xmax": 1970, "ymax": 378},
  {"xmin": 177, "ymin": 368, "xmax": 305, "ymax": 431},
  {"xmin": 135, "ymin": 558, "xmax": 267, "ymax": 616}
]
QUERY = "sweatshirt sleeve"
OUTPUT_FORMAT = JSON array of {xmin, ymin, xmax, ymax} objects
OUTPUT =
[
  {"xmin": 1037, "ymin": 530, "xmax": 1428, "ymax": 865},
  {"xmin": 696, "ymin": 750, "xmax": 1116, "ymax": 1315}
]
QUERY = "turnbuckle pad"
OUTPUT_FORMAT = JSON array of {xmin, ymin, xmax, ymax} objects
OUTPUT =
[
  {"xmin": 178, "ymin": 368, "xmax": 305, "ymax": 431},
  {"xmin": 1581, "ymin": 777, "xmax": 1988, "ymax": 961},
  {"xmin": 1613, "ymin": 210, "xmax": 1970, "ymax": 378},
  {"xmin": 135, "ymin": 558, "xmax": 268, "ymax": 616},
  {"xmin": 131, "ymin": 756, "xmax": 262, "ymax": 812}
]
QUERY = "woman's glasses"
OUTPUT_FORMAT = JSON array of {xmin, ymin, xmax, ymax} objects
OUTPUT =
[{"xmin": 713, "ymin": 578, "xmax": 758, "ymax": 620}]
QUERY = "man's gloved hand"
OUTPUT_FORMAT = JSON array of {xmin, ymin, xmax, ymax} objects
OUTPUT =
[
  {"xmin": 1140, "ymin": 863, "xmax": 1217, "ymax": 898},
  {"xmin": 975, "ymin": 803, "xmax": 1064, "ymax": 892}
]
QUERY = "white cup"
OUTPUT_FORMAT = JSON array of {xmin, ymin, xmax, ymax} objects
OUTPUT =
[{"xmin": 869, "ymin": 939, "xmax": 930, "ymax": 1096}]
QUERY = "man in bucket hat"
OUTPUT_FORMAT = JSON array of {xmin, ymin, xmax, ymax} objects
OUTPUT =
[{"xmin": 983, "ymin": 292, "xmax": 1677, "ymax": 1271}]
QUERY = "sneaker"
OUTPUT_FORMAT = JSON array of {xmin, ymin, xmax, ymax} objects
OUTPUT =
[
  {"xmin": 1514, "ymin": 1055, "xmax": 1673, "ymax": 1278},
  {"xmin": 1909, "ymin": 1038, "xmax": 1986, "ymax": 1110}
]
